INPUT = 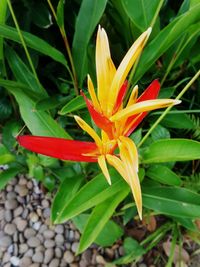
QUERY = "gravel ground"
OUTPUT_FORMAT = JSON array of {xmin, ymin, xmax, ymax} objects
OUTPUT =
[{"xmin": 0, "ymin": 175, "xmax": 126, "ymax": 267}]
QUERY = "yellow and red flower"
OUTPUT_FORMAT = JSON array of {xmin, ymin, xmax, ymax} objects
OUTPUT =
[{"xmin": 17, "ymin": 26, "xmax": 180, "ymax": 219}]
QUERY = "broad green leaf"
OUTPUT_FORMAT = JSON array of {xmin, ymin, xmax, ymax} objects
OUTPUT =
[
  {"xmin": 73, "ymin": 214, "xmax": 123, "ymax": 247},
  {"xmin": 59, "ymin": 93, "xmax": 89, "ymax": 114},
  {"xmin": 72, "ymin": 0, "xmax": 107, "ymax": 86},
  {"xmin": 35, "ymin": 96, "xmax": 64, "ymax": 111},
  {"xmin": 6, "ymin": 87, "xmax": 70, "ymax": 138},
  {"xmin": 51, "ymin": 175, "xmax": 84, "ymax": 222},
  {"xmin": 0, "ymin": 144, "xmax": 15, "ymax": 164},
  {"xmin": 151, "ymin": 125, "xmax": 170, "ymax": 141},
  {"xmin": 2, "ymin": 120, "xmax": 22, "ymax": 150},
  {"xmin": 54, "ymin": 169, "xmax": 129, "ymax": 223},
  {"xmin": 6, "ymin": 46, "xmax": 47, "ymax": 98},
  {"xmin": 161, "ymin": 113, "xmax": 195, "ymax": 129},
  {"xmin": 143, "ymin": 186, "xmax": 200, "ymax": 218},
  {"xmin": 78, "ymin": 190, "xmax": 128, "ymax": 253},
  {"xmin": 0, "ymin": 79, "xmax": 27, "ymax": 90},
  {"xmin": 0, "ymin": 23, "xmax": 68, "ymax": 67},
  {"xmin": 122, "ymin": 0, "xmax": 161, "ymax": 31},
  {"xmin": 142, "ymin": 139, "xmax": 200, "ymax": 163},
  {"xmin": 134, "ymin": 4, "xmax": 200, "ymax": 82},
  {"xmin": 172, "ymin": 217, "xmax": 198, "ymax": 232},
  {"xmin": 146, "ymin": 165, "xmax": 181, "ymax": 186},
  {"xmin": 0, "ymin": 167, "xmax": 21, "ymax": 190}
]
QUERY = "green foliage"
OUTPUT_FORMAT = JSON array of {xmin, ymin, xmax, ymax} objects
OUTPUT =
[{"xmin": 1, "ymin": 0, "xmax": 200, "ymax": 261}]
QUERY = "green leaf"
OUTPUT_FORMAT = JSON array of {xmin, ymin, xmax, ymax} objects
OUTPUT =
[
  {"xmin": 6, "ymin": 46, "xmax": 48, "ymax": 98},
  {"xmin": 57, "ymin": 0, "xmax": 65, "ymax": 29},
  {"xmin": 51, "ymin": 175, "xmax": 84, "ymax": 222},
  {"xmin": 59, "ymin": 93, "xmax": 87, "ymax": 115},
  {"xmin": 142, "ymin": 139, "xmax": 200, "ymax": 163},
  {"xmin": 0, "ymin": 167, "xmax": 20, "ymax": 190},
  {"xmin": 53, "ymin": 169, "xmax": 129, "ymax": 224},
  {"xmin": 72, "ymin": 0, "xmax": 107, "ymax": 86},
  {"xmin": 78, "ymin": 190, "xmax": 127, "ymax": 253},
  {"xmin": 6, "ymin": 87, "xmax": 71, "ymax": 138},
  {"xmin": 142, "ymin": 186, "xmax": 200, "ymax": 218},
  {"xmin": 73, "ymin": 214, "xmax": 123, "ymax": 247},
  {"xmin": 151, "ymin": 124, "xmax": 170, "ymax": 141},
  {"xmin": 2, "ymin": 120, "xmax": 22, "ymax": 150},
  {"xmin": 0, "ymin": 144, "xmax": 15, "ymax": 164},
  {"xmin": 43, "ymin": 175, "xmax": 55, "ymax": 192},
  {"xmin": 134, "ymin": 4, "xmax": 200, "ymax": 82},
  {"xmin": 0, "ymin": 23, "xmax": 68, "ymax": 67},
  {"xmin": 172, "ymin": 217, "xmax": 198, "ymax": 232},
  {"xmin": 161, "ymin": 113, "xmax": 195, "ymax": 129},
  {"xmin": 122, "ymin": 0, "xmax": 161, "ymax": 31},
  {"xmin": 146, "ymin": 165, "xmax": 181, "ymax": 186}
]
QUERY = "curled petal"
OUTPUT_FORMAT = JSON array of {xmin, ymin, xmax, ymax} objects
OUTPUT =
[
  {"xmin": 17, "ymin": 136, "xmax": 98, "ymax": 162},
  {"xmin": 81, "ymin": 91, "xmax": 113, "ymax": 139},
  {"xmin": 98, "ymin": 155, "xmax": 111, "ymax": 185},
  {"xmin": 137, "ymin": 79, "xmax": 160, "ymax": 103},
  {"xmin": 87, "ymin": 75, "xmax": 101, "ymax": 112},
  {"xmin": 113, "ymin": 80, "xmax": 129, "ymax": 113},
  {"xmin": 110, "ymin": 99, "xmax": 181, "ymax": 122}
]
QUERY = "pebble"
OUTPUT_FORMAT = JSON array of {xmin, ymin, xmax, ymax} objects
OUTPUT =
[
  {"xmin": 96, "ymin": 255, "xmax": 106, "ymax": 265},
  {"xmin": 29, "ymin": 264, "xmax": 40, "ymax": 267},
  {"xmin": 4, "ymin": 210, "xmax": 12, "ymax": 222},
  {"xmin": 71, "ymin": 242, "xmax": 79, "ymax": 253},
  {"xmin": 43, "ymin": 229, "xmax": 55, "ymax": 239},
  {"xmin": 44, "ymin": 248, "xmax": 54, "ymax": 264},
  {"xmin": 5, "ymin": 199, "xmax": 18, "ymax": 210},
  {"xmin": 19, "ymin": 243, "xmax": 28, "ymax": 254},
  {"xmin": 19, "ymin": 256, "xmax": 32, "ymax": 267},
  {"xmin": 64, "ymin": 250, "xmax": 74, "ymax": 263},
  {"xmin": 55, "ymin": 233, "xmax": 64, "ymax": 245},
  {"xmin": 39, "ymin": 224, "xmax": 47, "ymax": 233},
  {"xmin": 44, "ymin": 239, "xmax": 55, "ymax": 248},
  {"xmin": 55, "ymin": 247, "xmax": 62, "ymax": 258},
  {"xmin": 0, "ymin": 208, "xmax": 4, "ymax": 220},
  {"xmin": 22, "ymin": 208, "xmax": 29, "ymax": 219},
  {"xmin": 24, "ymin": 228, "xmax": 36, "ymax": 239},
  {"xmin": 6, "ymin": 191, "xmax": 17, "ymax": 199},
  {"xmin": 15, "ymin": 184, "xmax": 28, "ymax": 197},
  {"xmin": 24, "ymin": 249, "xmax": 34, "ymax": 257},
  {"xmin": 33, "ymin": 221, "xmax": 41, "ymax": 230},
  {"xmin": 16, "ymin": 218, "xmax": 27, "ymax": 231},
  {"xmin": 49, "ymin": 258, "xmax": 60, "ymax": 267},
  {"xmin": 43, "ymin": 208, "xmax": 50, "ymax": 218},
  {"xmin": 29, "ymin": 212, "xmax": 39, "ymax": 223},
  {"xmin": 6, "ymin": 184, "xmax": 13, "ymax": 191},
  {"xmin": 14, "ymin": 206, "xmax": 23, "ymax": 217},
  {"xmin": 4, "ymin": 223, "xmax": 17, "ymax": 235},
  {"xmin": 10, "ymin": 256, "xmax": 20, "ymax": 266},
  {"xmin": 82, "ymin": 250, "xmax": 92, "ymax": 264},
  {"xmin": 27, "ymin": 181, "xmax": 33, "ymax": 189},
  {"xmin": 69, "ymin": 230, "xmax": 75, "ymax": 241},
  {"xmin": 0, "ymin": 235, "xmax": 12, "ymax": 247},
  {"xmin": 3, "ymin": 252, "xmax": 11, "ymax": 262},
  {"xmin": 32, "ymin": 251, "xmax": 44, "ymax": 263},
  {"xmin": 55, "ymin": 225, "xmax": 64, "ymax": 234},
  {"xmin": 41, "ymin": 199, "xmax": 49, "ymax": 208},
  {"xmin": 27, "ymin": 236, "xmax": 41, "ymax": 247}
]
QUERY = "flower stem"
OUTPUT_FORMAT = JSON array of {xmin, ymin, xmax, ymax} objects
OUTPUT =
[{"xmin": 138, "ymin": 69, "xmax": 200, "ymax": 147}]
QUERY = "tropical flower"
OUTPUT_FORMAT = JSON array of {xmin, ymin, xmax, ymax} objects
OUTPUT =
[{"xmin": 17, "ymin": 27, "xmax": 181, "ymax": 219}]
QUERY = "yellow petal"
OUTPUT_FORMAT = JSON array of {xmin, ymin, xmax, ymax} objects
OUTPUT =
[
  {"xmin": 106, "ymin": 154, "xmax": 128, "ymax": 184},
  {"xmin": 110, "ymin": 99, "xmax": 181, "ymax": 121},
  {"xmin": 98, "ymin": 155, "xmax": 111, "ymax": 185},
  {"xmin": 96, "ymin": 26, "xmax": 116, "ymax": 113},
  {"xmin": 126, "ymin": 85, "xmax": 138, "ymax": 107},
  {"xmin": 107, "ymin": 28, "xmax": 152, "ymax": 116},
  {"xmin": 74, "ymin": 115, "xmax": 102, "ymax": 147},
  {"xmin": 87, "ymin": 74, "xmax": 101, "ymax": 112},
  {"xmin": 118, "ymin": 139, "xmax": 142, "ymax": 219}
]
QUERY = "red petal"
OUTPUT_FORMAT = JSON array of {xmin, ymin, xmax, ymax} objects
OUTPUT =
[
  {"xmin": 125, "ymin": 80, "xmax": 160, "ymax": 136},
  {"xmin": 17, "ymin": 136, "xmax": 98, "ymax": 162},
  {"xmin": 113, "ymin": 80, "xmax": 128, "ymax": 113},
  {"xmin": 81, "ymin": 91, "xmax": 113, "ymax": 139}
]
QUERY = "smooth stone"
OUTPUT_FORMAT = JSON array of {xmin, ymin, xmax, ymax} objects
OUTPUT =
[
  {"xmin": 24, "ymin": 228, "xmax": 36, "ymax": 239},
  {"xmin": 35, "ymin": 245, "xmax": 45, "ymax": 252},
  {"xmin": 96, "ymin": 255, "xmax": 106, "ymax": 265},
  {"xmin": 15, "ymin": 184, "xmax": 28, "ymax": 197},
  {"xmin": 13, "ymin": 243, "xmax": 18, "ymax": 256},
  {"xmin": 5, "ymin": 199, "xmax": 18, "ymax": 210},
  {"xmin": 39, "ymin": 224, "xmax": 47, "ymax": 233},
  {"xmin": 6, "ymin": 184, "xmax": 13, "ymax": 191},
  {"xmin": 10, "ymin": 256, "xmax": 20, "ymax": 266},
  {"xmin": 43, "ymin": 208, "xmax": 50, "ymax": 218},
  {"xmin": 3, "ymin": 263, "xmax": 10, "ymax": 267},
  {"xmin": 3, "ymin": 251, "xmax": 11, "ymax": 262},
  {"xmin": 33, "ymin": 221, "xmax": 41, "ymax": 231},
  {"xmin": 49, "ymin": 259, "xmax": 60, "ymax": 267},
  {"xmin": 4, "ymin": 210, "xmax": 12, "ymax": 222},
  {"xmin": 27, "ymin": 181, "xmax": 33, "ymax": 189},
  {"xmin": 19, "ymin": 176, "xmax": 27, "ymax": 185},
  {"xmin": 71, "ymin": 242, "xmax": 79, "ymax": 253},
  {"xmin": 74, "ymin": 231, "xmax": 80, "ymax": 240},
  {"xmin": 29, "ymin": 264, "xmax": 40, "ymax": 267},
  {"xmin": 82, "ymin": 250, "xmax": 92, "ymax": 263},
  {"xmin": 14, "ymin": 206, "xmax": 23, "ymax": 217},
  {"xmin": 24, "ymin": 249, "xmax": 34, "ymax": 257},
  {"xmin": 6, "ymin": 191, "xmax": 16, "ymax": 199},
  {"xmin": 0, "ymin": 208, "xmax": 4, "ymax": 220},
  {"xmin": 16, "ymin": 218, "xmax": 27, "ymax": 231},
  {"xmin": 32, "ymin": 251, "xmax": 44, "ymax": 263},
  {"xmin": 4, "ymin": 223, "xmax": 17, "ymax": 235},
  {"xmin": 43, "ymin": 229, "xmax": 55, "ymax": 239},
  {"xmin": 55, "ymin": 247, "xmax": 62, "ymax": 258},
  {"xmin": 19, "ymin": 256, "xmax": 32, "ymax": 267},
  {"xmin": 36, "ymin": 233, "xmax": 44, "ymax": 243},
  {"xmin": 13, "ymin": 232, "xmax": 18, "ymax": 242},
  {"xmin": 0, "ymin": 235, "xmax": 12, "ymax": 247},
  {"xmin": 44, "ymin": 248, "xmax": 54, "ymax": 264},
  {"xmin": 41, "ymin": 199, "xmax": 49, "ymax": 208},
  {"xmin": 68, "ymin": 230, "xmax": 75, "ymax": 241},
  {"xmin": 8, "ymin": 244, "xmax": 14, "ymax": 253},
  {"xmin": 55, "ymin": 234, "xmax": 64, "ymax": 245},
  {"xmin": 27, "ymin": 236, "xmax": 41, "ymax": 247},
  {"xmin": 44, "ymin": 239, "xmax": 55, "ymax": 248},
  {"xmin": 19, "ymin": 233, "xmax": 25, "ymax": 243},
  {"xmin": 19, "ymin": 243, "xmax": 28, "ymax": 254},
  {"xmin": 55, "ymin": 225, "xmax": 64, "ymax": 234},
  {"xmin": 29, "ymin": 212, "xmax": 39, "ymax": 223},
  {"xmin": 64, "ymin": 250, "xmax": 74, "ymax": 264},
  {"xmin": 22, "ymin": 208, "xmax": 29, "ymax": 219}
]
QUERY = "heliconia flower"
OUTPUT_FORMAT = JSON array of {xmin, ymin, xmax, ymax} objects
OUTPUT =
[{"xmin": 83, "ymin": 26, "xmax": 181, "ymax": 139}]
